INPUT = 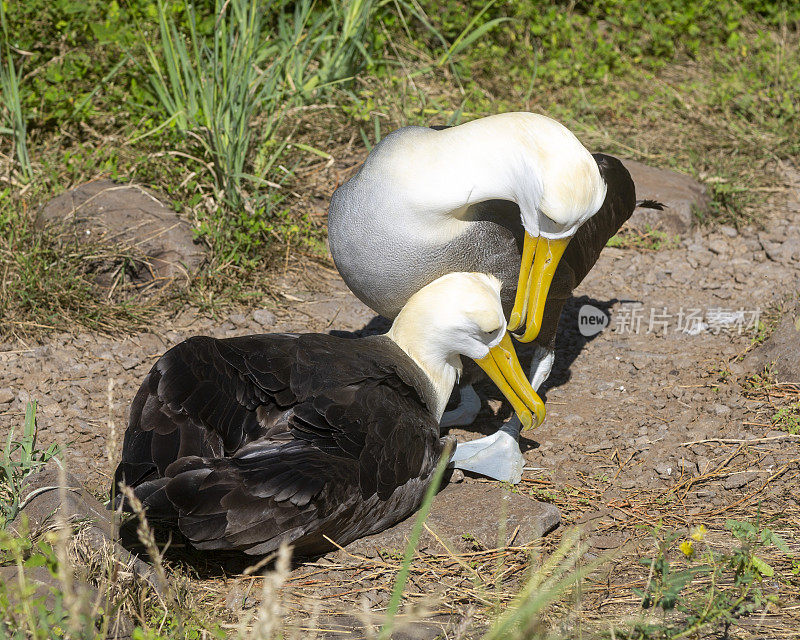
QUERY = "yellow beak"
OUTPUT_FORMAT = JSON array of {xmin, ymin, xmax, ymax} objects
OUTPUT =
[
  {"xmin": 474, "ymin": 333, "xmax": 545, "ymax": 430},
  {"xmin": 507, "ymin": 234, "xmax": 571, "ymax": 342}
]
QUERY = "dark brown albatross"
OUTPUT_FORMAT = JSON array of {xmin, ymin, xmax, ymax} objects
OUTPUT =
[{"xmin": 113, "ymin": 273, "xmax": 542, "ymax": 556}]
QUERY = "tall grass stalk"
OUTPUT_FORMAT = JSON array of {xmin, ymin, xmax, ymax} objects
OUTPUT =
[
  {"xmin": 0, "ymin": 1, "xmax": 32, "ymax": 183},
  {"xmin": 482, "ymin": 529, "xmax": 609, "ymax": 640},
  {"xmin": 141, "ymin": 0, "xmax": 376, "ymax": 216},
  {"xmin": 142, "ymin": 0, "xmax": 284, "ymax": 213},
  {"xmin": 376, "ymin": 443, "xmax": 453, "ymax": 640},
  {"xmin": 279, "ymin": 0, "xmax": 375, "ymax": 100}
]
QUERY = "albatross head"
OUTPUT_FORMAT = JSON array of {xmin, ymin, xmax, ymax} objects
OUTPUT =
[
  {"xmin": 497, "ymin": 113, "xmax": 608, "ymax": 342},
  {"xmin": 371, "ymin": 112, "xmax": 607, "ymax": 343},
  {"xmin": 388, "ymin": 272, "xmax": 545, "ymax": 429}
]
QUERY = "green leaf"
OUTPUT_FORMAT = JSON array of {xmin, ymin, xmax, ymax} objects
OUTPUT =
[
  {"xmin": 769, "ymin": 532, "xmax": 791, "ymax": 555},
  {"xmin": 24, "ymin": 554, "xmax": 47, "ymax": 569},
  {"xmin": 752, "ymin": 556, "xmax": 774, "ymax": 577}
]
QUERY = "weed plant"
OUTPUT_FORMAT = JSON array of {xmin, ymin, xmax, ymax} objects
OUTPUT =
[
  {"xmin": 0, "ymin": 402, "xmax": 61, "ymax": 528},
  {"xmin": 625, "ymin": 520, "xmax": 792, "ymax": 639},
  {"xmin": 140, "ymin": 0, "xmax": 378, "ymax": 265},
  {"xmin": 0, "ymin": 1, "xmax": 32, "ymax": 183}
]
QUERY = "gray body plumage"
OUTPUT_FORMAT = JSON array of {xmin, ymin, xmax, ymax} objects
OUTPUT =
[{"xmin": 329, "ymin": 127, "xmax": 524, "ymax": 320}]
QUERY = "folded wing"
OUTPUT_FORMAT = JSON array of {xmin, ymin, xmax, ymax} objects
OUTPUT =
[{"xmin": 114, "ymin": 333, "xmax": 446, "ymax": 555}]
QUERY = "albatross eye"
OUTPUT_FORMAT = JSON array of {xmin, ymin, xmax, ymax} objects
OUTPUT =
[{"xmin": 484, "ymin": 325, "xmax": 505, "ymax": 346}]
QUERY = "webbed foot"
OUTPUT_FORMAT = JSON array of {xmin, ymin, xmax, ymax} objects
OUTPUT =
[
  {"xmin": 450, "ymin": 429, "xmax": 524, "ymax": 484},
  {"xmin": 440, "ymin": 384, "xmax": 481, "ymax": 428}
]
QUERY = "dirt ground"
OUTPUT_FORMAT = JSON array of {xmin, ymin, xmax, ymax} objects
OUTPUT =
[{"xmin": 2, "ymin": 159, "xmax": 800, "ymax": 638}]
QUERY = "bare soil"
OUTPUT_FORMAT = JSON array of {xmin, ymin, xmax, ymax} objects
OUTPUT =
[{"xmin": 2, "ymin": 160, "xmax": 800, "ymax": 638}]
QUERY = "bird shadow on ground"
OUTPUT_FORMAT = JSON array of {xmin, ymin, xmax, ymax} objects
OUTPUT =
[
  {"xmin": 539, "ymin": 294, "xmax": 626, "ymax": 398},
  {"xmin": 119, "ymin": 521, "xmax": 369, "ymax": 577},
  {"xmin": 329, "ymin": 315, "xmax": 392, "ymax": 339}
]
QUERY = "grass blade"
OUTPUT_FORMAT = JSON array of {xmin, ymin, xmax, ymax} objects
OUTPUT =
[{"xmin": 377, "ymin": 443, "xmax": 453, "ymax": 640}]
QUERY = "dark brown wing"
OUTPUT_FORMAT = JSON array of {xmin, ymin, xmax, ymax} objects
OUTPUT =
[
  {"xmin": 114, "ymin": 333, "xmax": 447, "ymax": 556},
  {"xmin": 114, "ymin": 334, "xmax": 299, "ymax": 492}
]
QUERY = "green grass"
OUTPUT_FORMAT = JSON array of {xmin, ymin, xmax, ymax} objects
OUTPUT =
[
  {"xmin": 138, "ymin": 0, "xmax": 378, "ymax": 267},
  {"xmin": 607, "ymin": 226, "xmax": 681, "ymax": 251},
  {"xmin": 0, "ymin": 195, "xmax": 150, "ymax": 339},
  {"xmin": 0, "ymin": 1, "xmax": 32, "ymax": 183},
  {"xmin": 772, "ymin": 401, "xmax": 800, "ymax": 434},
  {"xmin": 1, "ymin": 0, "xmax": 797, "ymax": 335}
]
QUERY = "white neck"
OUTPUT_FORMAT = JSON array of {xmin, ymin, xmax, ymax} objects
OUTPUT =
[
  {"xmin": 361, "ymin": 112, "xmax": 605, "ymax": 240},
  {"xmin": 383, "ymin": 272, "xmax": 505, "ymax": 420},
  {"xmin": 387, "ymin": 317, "xmax": 461, "ymax": 421}
]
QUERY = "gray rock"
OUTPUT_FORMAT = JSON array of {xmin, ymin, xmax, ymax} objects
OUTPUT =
[
  {"xmin": 2, "ymin": 461, "xmax": 142, "ymax": 638},
  {"xmin": 708, "ymin": 239, "xmax": 729, "ymax": 255},
  {"xmin": 10, "ymin": 460, "xmax": 159, "ymax": 592},
  {"xmin": 37, "ymin": 180, "xmax": 206, "ymax": 291},
  {"xmin": 339, "ymin": 482, "xmax": 560, "ymax": 558},
  {"xmin": 743, "ymin": 299, "xmax": 800, "ymax": 383},
  {"xmin": 712, "ymin": 403, "xmax": 732, "ymax": 416},
  {"xmin": 313, "ymin": 613, "xmax": 458, "ymax": 640},
  {"xmin": 252, "ymin": 308, "xmax": 277, "ymax": 327},
  {"xmin": 0, "ymin": 565, "xmax": 134, "ymax": 639},
  {"xmin": 723, "ymin": 471, "xmax": 760, "ymax": 490},
  {"xmin": 0, "ymin": 387, "xmax": 13, "ymax": 404},
  {"xmin": 621, "ymin": 159, "xmax": 710, "ymax": 235},
  {"xmin": 9, "ymin": 460, "xmax": 115, "ymax": 538},
  {"xmin": 590, "ymin": 533, "xmax": 626, "ymax": 550},
  {"xmin": 778, "ymin": 238, "xmax": 800, "ymax": 264},
  {"xmin": 655, "ymin": 462, "xmax": 674, "ymax": 477}
]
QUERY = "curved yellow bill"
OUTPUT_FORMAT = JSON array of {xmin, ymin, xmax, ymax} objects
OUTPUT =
[
  {"xmin": 508, "ymin": 234, "xmax": 571, "ymax": 343},
  {"xmin": 507, "ymin": 231, "xmax": 537, "ymax": 332},
  {"xmin": 474, "ymin": 333, "xmax": 545, "ymax": 430}
]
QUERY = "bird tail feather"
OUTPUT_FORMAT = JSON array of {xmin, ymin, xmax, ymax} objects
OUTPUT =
[{"xmin": 636, "ymin": 199, "xmax": 665, "ymax": 210}]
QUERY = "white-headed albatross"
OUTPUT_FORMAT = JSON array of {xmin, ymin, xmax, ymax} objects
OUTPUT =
[
  {"xmin": 114, "ymin": 273, "xmax": 540, "ymax": 556},
  {"xmin": 328, "ymin": 112, "xmax": 656, "ymax": 483}
]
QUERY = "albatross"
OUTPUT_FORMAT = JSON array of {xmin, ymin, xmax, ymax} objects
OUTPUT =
[
  {"xmin": 114, "ymin": 273, "xmax": 540, "ymax": 556},
  {"xmin": 328, "ymin": 112, "xmax": 652, "ymax": 483}
]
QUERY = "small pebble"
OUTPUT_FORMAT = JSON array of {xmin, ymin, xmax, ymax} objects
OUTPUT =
[
  {"xmin": 723, "ymin": 472, "xmax": 759, "ymax": 490},
  {"xmin": 709, "ymin": 403, "xmax": 731, "ymax": 416},
  {"xmin": 708, "ymin": 239, "xmax": 728, "ymax": 255},
  {"xmin": 252, "ymin": 309, "xmax": 277, "ymax": 327},
  {"xmin": 655, "ymin": 463, "xmax": 673, "ymax": 476}
]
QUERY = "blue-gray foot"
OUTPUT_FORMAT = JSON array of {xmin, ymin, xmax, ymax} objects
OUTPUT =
[
  {"xmin": 448, "ymin": 348, "xmax": 553, "ymax": 484},
  {"xmin": 440, "ymin": 384, "xmax": 481, "ymax": 428},
  {"xmin": 450, "ymin": 418, "xmax": 525, "ymax": 484}
]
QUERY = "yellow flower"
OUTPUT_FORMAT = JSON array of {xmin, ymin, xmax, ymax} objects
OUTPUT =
[
  {"xmin": 679, "ymin": 540, "xmax": 695, "ymax": 558},
  {"xmin": 690, "ymin": 525, "xmax": 708, "ymax": 542}
]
